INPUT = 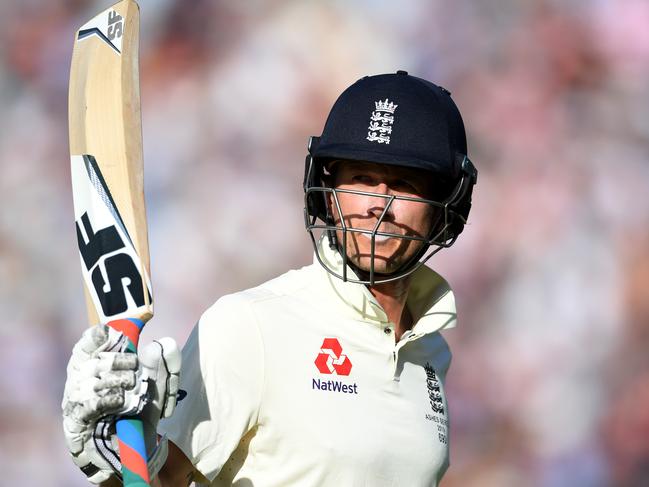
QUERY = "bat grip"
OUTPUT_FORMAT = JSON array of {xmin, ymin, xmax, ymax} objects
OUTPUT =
[
  {"xmin": 116, "ymin": 418, "xmax": 151, "ymax": 486},
  {"xmin": 108, "ymin": 318, "xmax": 151, "ymax": 487}
]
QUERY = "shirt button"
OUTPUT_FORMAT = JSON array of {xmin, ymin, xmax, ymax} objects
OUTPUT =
[{"xmin": 384, "ymin": 327, "xmax": 392, "ymax": 334}]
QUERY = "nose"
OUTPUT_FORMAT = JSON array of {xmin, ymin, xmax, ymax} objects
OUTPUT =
[
  {"xmin": 374, "ymin": 182, "xmax": 390, "ymax": 195},
  {"xmin": 367, "ymin": 183, "xmax": 394, "ymax": 219}
]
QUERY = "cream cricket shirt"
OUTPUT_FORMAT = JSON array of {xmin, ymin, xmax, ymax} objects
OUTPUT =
[{"xmin": 159, "ymin": 239, "xmax": 457, "ymax": 486}]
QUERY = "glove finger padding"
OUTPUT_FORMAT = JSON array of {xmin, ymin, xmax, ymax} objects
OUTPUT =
[
  {"xmin": 94, "ymin": 370, "xmax": 137, "ymax": 391},
  {"xmin": 63, "ymin": 326, "xmax": 124, "ymax": 443},
  {"xmin": 62, "ymin": 328, "xmax": 181, "ymax": 484}
]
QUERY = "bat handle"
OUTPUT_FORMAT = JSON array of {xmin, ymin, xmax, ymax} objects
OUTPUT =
[
  {"xmin": 108, "ymin": 318, "xmax": 151, "ymax": 487},
  {"xmin": 116, "ymin": 418, "xmax": 151, "ymax": 486}
]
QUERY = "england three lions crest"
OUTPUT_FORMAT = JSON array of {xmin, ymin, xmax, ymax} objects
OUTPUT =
[{"xmin": 367, "ymin": 98, "xmax": 398, "ymax": 144}]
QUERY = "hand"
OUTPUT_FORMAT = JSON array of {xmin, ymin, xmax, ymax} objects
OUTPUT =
[{"xmin": 62, "ymin": 325, "xmax": 181, "ymax": 484}]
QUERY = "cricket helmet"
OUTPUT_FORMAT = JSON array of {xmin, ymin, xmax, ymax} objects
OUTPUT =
[{"xmin": 303, "ymin": 70, "xmax": 477, "ymax": 285}]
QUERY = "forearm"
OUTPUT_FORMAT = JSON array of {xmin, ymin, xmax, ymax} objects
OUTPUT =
[
  {"xmin": 99, "ymin": 477, "xmax": 121, "ymax": 487},
  {"xmin": 155, "ymin": 440, "xmax": 199, "ymax": 487},
  {"xmin": 157, "ymin": 470, "xmax": 195, "ymax": 487},
  {"xmin": 97, "ymin": 476, "xmax": 164, "ymax": 487}
]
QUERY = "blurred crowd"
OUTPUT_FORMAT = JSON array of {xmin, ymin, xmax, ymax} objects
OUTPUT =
[{"xmin": 1, "ymin": 0, "xmax": 648, "ymax": 485}]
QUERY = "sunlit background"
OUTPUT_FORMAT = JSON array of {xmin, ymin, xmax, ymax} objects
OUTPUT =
[{"xmin": 1, "ymin": 0, "xmax": 648, "ymax": 485}]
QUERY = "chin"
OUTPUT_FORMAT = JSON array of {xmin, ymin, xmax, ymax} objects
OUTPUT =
[
  {"xmin": 349, "ymin": 256, "xmax": 403, "ymax": 276},
  {"xmin": 341, "ymin": 236, "xmax": 421, "ymax": 275}
]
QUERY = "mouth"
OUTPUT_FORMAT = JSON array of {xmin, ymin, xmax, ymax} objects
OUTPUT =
[{"xmin": 360, "ymin": 233, "xmax": 394, "ymax": 243}]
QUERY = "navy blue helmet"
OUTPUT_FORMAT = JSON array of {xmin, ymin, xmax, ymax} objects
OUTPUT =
[{"xmin": 304, "ymin": 71, "xmax": 478, "ymax": 284}]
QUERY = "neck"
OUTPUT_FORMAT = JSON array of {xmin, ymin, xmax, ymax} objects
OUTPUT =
[{"xmin": 367, "ymin": 276, "xmax": 413, "ymax": 341}]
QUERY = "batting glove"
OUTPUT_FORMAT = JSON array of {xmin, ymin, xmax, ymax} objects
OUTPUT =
[{"xmin": 62, "ymin": 325, "xmax": 181, "ymax": 484}]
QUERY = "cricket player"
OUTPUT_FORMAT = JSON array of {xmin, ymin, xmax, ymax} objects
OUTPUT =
[{"xmin": 62, "ymin": 71, "xmax": 477, "ymax": 486}]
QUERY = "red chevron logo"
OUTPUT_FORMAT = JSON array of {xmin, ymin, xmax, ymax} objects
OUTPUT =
[{"xmin": 314, "ymin": 338, "xmax": 352, "ymax": 376}]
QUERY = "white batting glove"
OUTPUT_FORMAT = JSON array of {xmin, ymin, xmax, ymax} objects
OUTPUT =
[{"xmin": 62, "ymin": 325, "xmax": 181, "ymax": 484}]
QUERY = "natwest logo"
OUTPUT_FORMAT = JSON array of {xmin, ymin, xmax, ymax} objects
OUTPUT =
[{"xmin": 314, "ymin": 338, "xmax": 352, "ymax": 376}]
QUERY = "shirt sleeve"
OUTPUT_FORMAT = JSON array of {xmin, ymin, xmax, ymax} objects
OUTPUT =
[{"xmin": 158, "ymin": 293, "xmax": 265, "ymax": 481}]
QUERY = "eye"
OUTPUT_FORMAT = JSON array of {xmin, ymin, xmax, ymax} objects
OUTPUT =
[
  {"xmin": 351, "ymin": 174, "xmax": 375, "ymax": 185},
  {"xmin": 392, "ymin": 179, "xmax": 418, "ymax": 193}
]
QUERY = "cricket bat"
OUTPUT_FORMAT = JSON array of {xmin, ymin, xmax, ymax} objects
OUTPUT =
[{"xmin": 69, "ymin": 1, "xmax": 153, "ymax": 485}]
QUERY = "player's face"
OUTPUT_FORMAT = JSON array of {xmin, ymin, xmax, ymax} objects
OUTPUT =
[{"xmin": 327, "ymin": 160, "xmax": 439, "ymax": 277}]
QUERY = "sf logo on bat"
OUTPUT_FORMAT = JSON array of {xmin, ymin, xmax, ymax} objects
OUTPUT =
[
  {"xmin": 76, "ymin": 8, "xmax": 125, "ymax": 54},
  {"xmin": 76, "ymin": 211, "xmax": 149, "ymax": 318},
  {"xmin": 107, "ymin": 10, "xmax": 123, "ymax": 41}
]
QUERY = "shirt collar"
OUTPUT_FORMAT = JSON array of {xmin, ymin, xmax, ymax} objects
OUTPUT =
[{"xmin": 312, "ymin": 236, "xmax": 457, "ymax": 335}]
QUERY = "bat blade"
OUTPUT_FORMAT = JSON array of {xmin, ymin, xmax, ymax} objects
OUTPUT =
[
  {"xmin": 69, "ymin": 2, "xmax": 153, "ymax": 485},
  {"xmin": 69, "ymin": 0, "xmax": 152, "ymax": 326}
]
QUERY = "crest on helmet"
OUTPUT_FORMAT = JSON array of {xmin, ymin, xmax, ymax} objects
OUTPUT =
[{"xmin": 366, "ymin": 98, "xmax": 398, "ymax": 144}]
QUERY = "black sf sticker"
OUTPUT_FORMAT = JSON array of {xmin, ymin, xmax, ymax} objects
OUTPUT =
[{"xmin": 76, "ymin": 212, "xmax": 148, "ymax": 317}]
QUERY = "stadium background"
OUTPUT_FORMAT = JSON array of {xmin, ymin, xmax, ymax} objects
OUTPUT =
[{"xmin": 1, "ymin": 0, "xmax": 648, "ymax": 485}]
